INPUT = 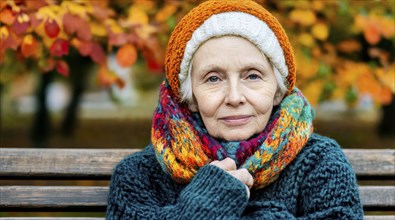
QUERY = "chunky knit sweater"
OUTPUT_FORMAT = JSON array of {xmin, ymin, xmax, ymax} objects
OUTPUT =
[{"xmin": 106, "ymin": 133, "xmax": 363, "ymax": 219}]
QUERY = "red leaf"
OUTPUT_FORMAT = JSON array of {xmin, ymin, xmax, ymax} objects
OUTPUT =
[
  {"xmin": 63, "ymin": 13, "xmax": 92, "ymax": 41},
  {"xmin": 63, "ymin": 13, "xmax": 79, "ymax": 35},
  {"xmin": 78, "ymin": 41, "xmax": 92, "ymax": 56},
  {"xmin": 49, "ymin": 39, "xmax": 69, "ymax": 57},
  {"xmin": 12, "ymin": 15, "xmax": 30, "ymax": 35},
  {"xmin": 108, "ymin": 32, "xmax": 128, "ymax": 47},
  {"xmin": 76, "ymin": 19, "xmax": 92, "ymax": 41},
  {"xmin": 29, "ymin": 13, "xmax": 42, "ymax": 29},
  {"xmin": 56, "ymin": 60, "xmax": 69, "ymax": 77},
  {"xmin": 0, "ymin": 28, "xmax": 21, "ymax": 51},
  {"xmin": 147, "ymin": 56, "xmax": 163, "ymax": 73},
  {"xmin": 45, "ymin": 19, "xmax": 60, "ymax": 38},
  {"xmin": 89, "ymin": 43, "xmax": 106, "ymax": 64}
]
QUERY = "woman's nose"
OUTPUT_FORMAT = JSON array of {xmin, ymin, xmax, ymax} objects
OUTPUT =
[{"xmin": 225, "ymin": 80, "xmax": 246, "ymax": 107}]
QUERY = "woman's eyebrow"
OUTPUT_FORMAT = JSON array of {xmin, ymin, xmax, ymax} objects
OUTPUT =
[
  {"xmin": 195, "ymin": 64, "xmax": 224, "ymax": 75},
  {"xmin": 240, "ymin": 62, "xmax": 270, "ymax": 72}
]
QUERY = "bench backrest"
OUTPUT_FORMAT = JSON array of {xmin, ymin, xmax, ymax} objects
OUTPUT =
[{"xmin": 0, "ymin": 148, "xmax": 394, "ymax": 219}]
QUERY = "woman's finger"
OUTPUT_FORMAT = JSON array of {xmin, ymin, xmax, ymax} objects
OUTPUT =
[
  {"xmin": 228, "ymin": 169, "xmax": 254, "ymax": 189},
  {"xmin": 210, "ymin": 157, "xmax": 237, "ymax": 171}
]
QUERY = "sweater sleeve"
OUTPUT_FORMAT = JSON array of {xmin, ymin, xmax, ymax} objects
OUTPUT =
[
  {"xmin": 296, "ymin": 152, "xmax": 364, "ymax": 219},
  {"xmin": 233, "ymin": 158, "xmax": 363, "ymax": 219},
  {"xmin": 234, "ymin": 138, "xmax": 363, "ymax": 220},
  {"xmin": 106, "ymin": 148, "xmax": 249, "ymax": 219}
]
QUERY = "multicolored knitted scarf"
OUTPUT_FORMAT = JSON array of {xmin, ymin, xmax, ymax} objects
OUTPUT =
[{"xmin": 152, "ymin": 81, "xmax": 314, "ymax": 189}]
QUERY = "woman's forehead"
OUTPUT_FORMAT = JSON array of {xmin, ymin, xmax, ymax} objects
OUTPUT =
[{"xmin": 192, "ymin": 36, "xmax": 271, "ymax": 70}]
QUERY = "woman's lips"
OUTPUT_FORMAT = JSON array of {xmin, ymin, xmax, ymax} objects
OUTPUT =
[{"xmin": 219, "ymin": 115, "xmax": 252, "ymax": 126}]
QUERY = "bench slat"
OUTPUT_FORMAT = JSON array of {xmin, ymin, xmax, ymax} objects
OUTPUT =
[
  {"xmin": 0, "ymin": 148, "xmax": 138, "ymax": 178},
  {"xmin": 1, "ymin": 148, "xmax": 394, "ymax": 178},
  {"xmin": 1, "ymin": 186, "xmax": 394, "ymax": 210},
  {"xmin": 343, "ymin": 149, "xmax": 395, "ymax": 177}
]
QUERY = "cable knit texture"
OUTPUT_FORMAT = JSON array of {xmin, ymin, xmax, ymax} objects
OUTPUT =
[
  {"xmin": 165, "ymin": 0, "xmax": 296, "ymax": 98},
  {"xmin": 106, "ymin": 134, "xmax": 363, "ymax": 219}
]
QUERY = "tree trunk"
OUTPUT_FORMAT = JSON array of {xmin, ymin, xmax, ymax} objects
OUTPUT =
[
  {"xmin": 30, "ymin": 72, "xmax": 53, "ymax": 147},
  {"xmin": 378, "ymin": 94, "xmax": 395, "ymax": 137}
]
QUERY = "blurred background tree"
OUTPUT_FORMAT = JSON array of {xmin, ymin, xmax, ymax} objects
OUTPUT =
[{"xmin": 1, "ymin": 0, "xmax": 394, "ymax": 147}]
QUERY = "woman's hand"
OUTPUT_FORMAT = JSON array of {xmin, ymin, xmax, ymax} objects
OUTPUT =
[{"xmin": 210, "ymin": 158, "xmax": 254, "ymax": 198}]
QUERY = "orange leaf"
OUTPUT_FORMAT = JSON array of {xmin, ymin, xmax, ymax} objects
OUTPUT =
[
  {"xmin": 21, "ymin": 34, "xmax": 39, "ymax": 58},
  {"xmin": 98, "ymin": 65, "xmax": 118, "ymax": 87},
  {"xmin": 364, "ymin": 21, "xmax": 381, "ymax": 45},
  {"xmin": 25, "ymin": 0, "xmax": 47, "ymax": 10},
  {"xmin": 336, "ymin": 40, "xmax": 361, "ymax": 53},
  {"xmin": 116, "ymin": 44, "xmax": 137, "ymax": 67},
  {"xmin": 0, "ymin": 8, "xmax": 16, "ymax": 25}
]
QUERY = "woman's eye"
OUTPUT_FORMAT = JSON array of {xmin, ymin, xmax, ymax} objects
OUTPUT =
[
  {"xmin": 247, "ymin": 73, "xmax": 261, "ymax": 80},
  {"xmin": 207, "ymin": 76, "xmax": 220, "ymax": 82}
]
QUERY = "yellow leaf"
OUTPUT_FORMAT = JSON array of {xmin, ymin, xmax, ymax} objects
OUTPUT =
[
  {"xmin": 311, "ymin": 22, "xmax": 329, "ymax": 41},
  {"xmin": 36, "ymin": 5, "xmax": 61, "ymax": 21},
  {"xmin": 311, "ymin": 1, "xmax": 324, "ymax": 11},
  {"xmin": 61, "ymin": 1, "xmax": 92, "ymax": 19},
  {"xmin": 155, "ymin": 4, "xmax": 178, "ymax": 23},
  {"xmin": 106, "ymin": 19, "xmax": 123, "ymax": 34},
  {"xmin": 36, "ymin": 5, "xmax": 62, "ymax": 26},
  {"xmin": 377, "ymin": 16, "xmax": 395, "ymax": 39},
  {"xmin": 91, "ymin": 22, "xmax": 107, "ymax": 37},
  {"xmin": 136, "ymin": 25, "xmax": 157, "ymax": 40},
  {"xmin": 300, "ymin": 80, "xmax": 323, "ymax": 106},
  {"xmin": 298, "ymin": 33, "xmax": 315, "ymax": 47},
  {"xmin": 128, "ymin": 5, "xmax": 148, "ymax": 25},
  {"xmin": 290, "ymin": 9, "xmax": 316, "ymax": 26},
  {"xmin": 0, "ymin": 27, "xmax": 9, "ymax": 39},
  {"xmin": 376, "ymin": 65, "xmax": 395, "ymax": 93},
  {"xmin": 295, "ymin": 50, "xmax": 319, "ymax": 79}
]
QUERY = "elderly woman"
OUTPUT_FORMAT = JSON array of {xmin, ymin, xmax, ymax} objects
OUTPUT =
[{"xmin": 106, "ymin": 0, "xmax": 363, "ymax": 219}]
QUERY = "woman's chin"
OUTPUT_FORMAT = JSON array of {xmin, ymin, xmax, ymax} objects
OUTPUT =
[{"xmin": 213, "ymin": 130, "xmax": 256, "ymax": 142}]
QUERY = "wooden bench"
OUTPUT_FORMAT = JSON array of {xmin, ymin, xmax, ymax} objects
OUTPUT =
[{"xmin": 0, "ymin": 148, "xmax": 394, "ymax": 219}]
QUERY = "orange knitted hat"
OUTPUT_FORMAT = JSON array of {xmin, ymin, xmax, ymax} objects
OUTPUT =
[{"xmin": 165, "ymin": 0, "xmax": 296, "ymax": 100}]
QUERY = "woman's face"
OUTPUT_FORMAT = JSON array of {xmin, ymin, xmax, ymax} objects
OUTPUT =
[{"xmin": 190, "ymin": 36, "xmax": 280, "ymax": 141}]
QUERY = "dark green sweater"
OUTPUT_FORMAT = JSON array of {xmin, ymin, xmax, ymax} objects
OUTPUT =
[{"xmin": 106, "ymin": 133, "xmax": 363, "ymax": 219}]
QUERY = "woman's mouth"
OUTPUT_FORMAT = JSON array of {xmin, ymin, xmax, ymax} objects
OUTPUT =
[{"xmin": 219, "ymin": 115, "xmax": 252, "ymax": 126}]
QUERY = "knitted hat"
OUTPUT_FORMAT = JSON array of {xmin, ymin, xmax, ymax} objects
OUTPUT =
[{"xmin": 165, "ymin": 0, "xmax": 296, "ymax": 100}]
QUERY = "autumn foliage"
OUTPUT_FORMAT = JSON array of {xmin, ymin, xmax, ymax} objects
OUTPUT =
[{"xmin": 0, "ymin": 0, "xmax": 394, "ymax": 107}]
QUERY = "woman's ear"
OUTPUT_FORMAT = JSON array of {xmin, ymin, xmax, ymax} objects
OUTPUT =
[
  {"xmin": 187, "ymin": 96, "xmax": 199, "ymax": 112},
  {"xmin": 188, "ymin": 103, "xmax": 198, "ymax": 112},
  {"xmin": 273, "ymin": 92, "xmax": 283, "ymax": 106}
]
